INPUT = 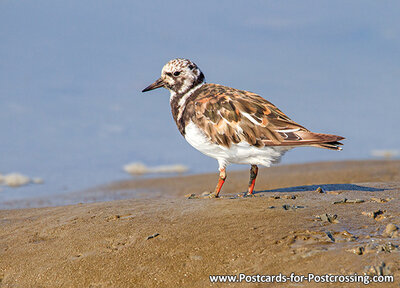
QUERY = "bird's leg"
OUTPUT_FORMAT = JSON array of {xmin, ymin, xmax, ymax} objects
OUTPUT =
[
  {"xmin": 247, "ymin": 165, "xmax": 258, "ymax": 195},
  {"xmin": 212, "ymin": 168, "xmax": 226, "ymax": 198}
]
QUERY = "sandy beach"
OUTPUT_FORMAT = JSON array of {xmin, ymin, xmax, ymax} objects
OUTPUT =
[{"xmin": 1, "ymin": 160, "xmax": 399, "ymax": 287}]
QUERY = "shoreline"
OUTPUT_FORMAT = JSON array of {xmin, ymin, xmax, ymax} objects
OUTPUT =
[{"xmin": 1, "ymin": 159, "xmax": 399, "ymax": 210}]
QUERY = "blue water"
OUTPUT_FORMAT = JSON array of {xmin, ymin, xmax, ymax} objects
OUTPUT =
[{"xmin": 1, "ymin": 1, "xmax": 399, "ymax": 204}]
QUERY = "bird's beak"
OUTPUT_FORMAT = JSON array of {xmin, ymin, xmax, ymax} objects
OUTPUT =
[{"xmin": 142, "ymin": 78, "xmax": 164, "ymax": 92}]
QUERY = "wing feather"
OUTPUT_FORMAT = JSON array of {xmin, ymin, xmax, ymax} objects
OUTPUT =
[{"xmin": 191, "ymin": 84, "xmax": 344, "ymax": 148}]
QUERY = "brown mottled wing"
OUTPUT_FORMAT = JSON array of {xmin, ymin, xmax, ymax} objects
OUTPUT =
[{"xmin": 191, "ymin": 84, "xmax": 344, "ymax": 148}]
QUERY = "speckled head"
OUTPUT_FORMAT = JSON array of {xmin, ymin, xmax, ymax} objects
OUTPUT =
[{"xmin": 142, "ymin": 58, "xmax": 205, "ymax": 95}]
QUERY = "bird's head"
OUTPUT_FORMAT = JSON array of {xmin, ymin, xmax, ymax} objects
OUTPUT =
[{"xmin": 142, "ymin": 58, "xmax": 205, "ymax": 95}]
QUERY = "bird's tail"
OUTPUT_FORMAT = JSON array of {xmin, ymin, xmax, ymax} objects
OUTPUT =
[
  {"xmin": 311, "ymin": 141, "xmax": 344, "ymax": 151},
  {"xmin": 308, "ymin": 132, "xmax": 345, "ymax": 150}
]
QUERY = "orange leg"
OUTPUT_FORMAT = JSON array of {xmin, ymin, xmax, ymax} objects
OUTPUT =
[
  {"xmin": 212, "ymin": 168, "xmax": 226, "ymax": 198},
  {"xmin": 247, "ymin": 165, "xmax": 258, "ymax": 195}
]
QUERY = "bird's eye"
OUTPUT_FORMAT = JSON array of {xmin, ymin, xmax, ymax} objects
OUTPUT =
[
  {"xmin": 173, "ymin": 71, "xmax": 181, "ymax": 76},
  {"xmin": 188, "ymin": 65, "xmax": 194, "ymax": 70}
]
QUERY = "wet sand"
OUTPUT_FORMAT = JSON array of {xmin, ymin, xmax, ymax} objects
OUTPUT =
[{"xmin": 0, "ymin": 160, "xmax": 400, "ymax": 287}]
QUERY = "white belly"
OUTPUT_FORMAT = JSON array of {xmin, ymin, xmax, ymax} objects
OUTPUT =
[{"xmin": 184, "ymin": 121, "xmax": 291, "ymax": 168}]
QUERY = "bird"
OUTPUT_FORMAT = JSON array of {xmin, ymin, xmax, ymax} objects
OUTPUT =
[{"xmin": 142, "ymin": 58, "xmax": 345, "ymax": 198}]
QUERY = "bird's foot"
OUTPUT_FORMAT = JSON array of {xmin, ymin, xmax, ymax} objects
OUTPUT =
[{"xmin": 186, "ymin": 191, "xmax": 219, "ymax": 199}]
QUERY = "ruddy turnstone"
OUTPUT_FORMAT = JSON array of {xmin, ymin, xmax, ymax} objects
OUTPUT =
[{"xmin": 142, "ymin": 58, "xmax": 344, "ymax": 197}]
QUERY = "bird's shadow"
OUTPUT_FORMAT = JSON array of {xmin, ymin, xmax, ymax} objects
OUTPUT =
[{"xmin": 255, "ymin": 183, "xmax": 385, "ymax": 194}]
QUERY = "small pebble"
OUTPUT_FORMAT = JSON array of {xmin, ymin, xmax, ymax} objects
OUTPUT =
[
  {"xmin": 364, "ymin": 262, "xmax": 392, "ymax": 276},
  {"xmin": 362, "ymin": 210, "xmax": 385, "ymax": 220},
  {"xmin": 333, "ymin": 198, "xmax": 347, "ymax": 204},
  {"xmin": 370, "ymin": 197, "xmax": 389, "ymax": 203},
  {"xmin": 376, "ymin": 243, "xmax": 399, "ymax": 253},
  {"xmin": 147, "ymin": 233, "xmax": 160, "ymax": 240},
  {"xmin": 382, "ymin": 223, "xmax": 399, "ymax": 238},
  {"xmin": 315, "ymin": 187, "xmax": 326, "ymax": 194},
  {"xmin": 347, "ymin": 199, "xmax": 365, "ymax": 203},
  {"xmin": 282, "ymin": 204, "xmax": 305, "ymax": 210},
  {"xmin": 317, "ymin": 213, "xmax": 339, "ymax": 224},
  {"xmin": 325, "ymin": 231, "xmax": 335, "ymax": 242},
  {"xmin": 332, "ymin": 198, "xmax": 365, "ymax": 204},
  {"xmin": 347, "ymin": 246, "xmax": 364, "ymax": 255}
]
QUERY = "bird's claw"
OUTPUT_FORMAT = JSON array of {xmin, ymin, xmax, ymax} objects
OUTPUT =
[
  {"xmin": 186, "ymin": 192, "xmax": 219, "ymax": 199},
  {"xmin": 204, "ymin": 192, "xmax": 219, "ymax": 199}
]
